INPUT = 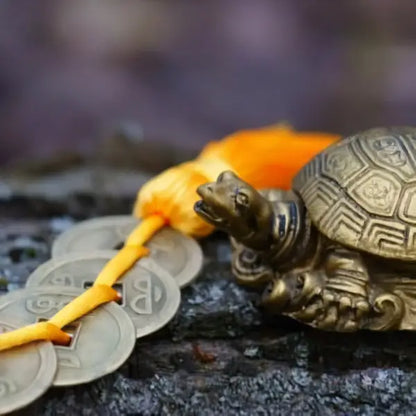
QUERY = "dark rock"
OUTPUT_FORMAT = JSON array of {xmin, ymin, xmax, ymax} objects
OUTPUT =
[
  {"xmin": 0, "ymin": 219, "xmax": 55, "ymax": 293},
  {"xmin": 20, "ymin": 334, "xmax": 416, "ymax": 416},
  {"xmin": 0, "ymin": 166, "xmax": 151, "ymax": 218},
  {"xmin": 97, "ymin": 121, "xmax": 198, "ymax": 173}
]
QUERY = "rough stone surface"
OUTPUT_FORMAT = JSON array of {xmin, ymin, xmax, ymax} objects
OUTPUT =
[
  {"xmin": 2, "ymin": 169, "xmax": 416, "ymax": 416},
  {"xmin": 0, "ymin": 166, "xmax": 150, "ymax": 219}
]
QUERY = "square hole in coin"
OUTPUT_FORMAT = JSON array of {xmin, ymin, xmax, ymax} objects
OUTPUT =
[
  {"xmin": 37, "ymin": 318, "xmax": 81, "ymax": 348},
  {"xmin": 83, "ymin": 281, "xmax": 124, "ymax": 306},
  {"xmin": 113, "ymin": 241, "xmax": 124, "ymax": 250}
]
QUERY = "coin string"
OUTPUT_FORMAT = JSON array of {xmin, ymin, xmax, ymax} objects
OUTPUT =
[
  {"xmin": 0, "ymin": 216, "xmax": 162, "ymax": 351},
  {"xmin": 0, "ymin": 124, "xmax": 339, "ymax": 352}
]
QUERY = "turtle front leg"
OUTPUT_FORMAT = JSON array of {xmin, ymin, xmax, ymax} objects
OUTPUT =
[
  {"xmin": 260, "ymin": 248, "xmax": 372, "ymax": 332},
  {"xmin": 316, "ymin": 248, "xmax": 371, "ymax": 331}
]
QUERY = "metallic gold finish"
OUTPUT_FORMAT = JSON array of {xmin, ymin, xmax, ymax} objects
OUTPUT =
[{"xmin": 195, "ymin": 126, "xmax": 416, "ymax": 332}]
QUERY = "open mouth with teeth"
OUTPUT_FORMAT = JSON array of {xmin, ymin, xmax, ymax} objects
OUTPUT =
[
  {"xmin": 194, "ymin": 199, "xmax": 227, "ymax": 227},
  {"xmin": 194, "ymin": 199, "xmax": 215, "ymax": 221},
  {"xmin": 194, "ymin": 182, "xmax": 231, "ymax": 227}
]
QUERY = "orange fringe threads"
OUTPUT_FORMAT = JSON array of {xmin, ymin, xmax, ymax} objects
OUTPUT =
[{"xmin": 135, "ymin": 124, "xmax": 340, "ymax": 237}]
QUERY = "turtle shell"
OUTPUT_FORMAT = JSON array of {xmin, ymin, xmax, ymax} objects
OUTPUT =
[{"xmin": 293, "ymin": 126, "xmax": 416, "ymax": 260}]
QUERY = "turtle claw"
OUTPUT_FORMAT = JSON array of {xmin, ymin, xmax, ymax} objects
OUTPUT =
[
  {"xmin": 339, "ymin": 296, "xmax": 352, "ymax": 312},
  {"xmin": 295, "ymin": 300, "xmax": 323, "ymax": 322},
  {"xmin": 322, "ymin": 291, "xmax": 336, "ymax": 305},
  {"xmin": 307, "ymin": 289, "xmax": 370, "ymax": 331},
  {"xmin": 343, "ymin": 319, "xmax": 359, "ymax": 332},
  {"xmin": 356, "ymin": 300, "xmax": 370, "ymax": 319},
  {"xmin": 317, "ymin": 306, "xmax": 338, "ymax": 329}
]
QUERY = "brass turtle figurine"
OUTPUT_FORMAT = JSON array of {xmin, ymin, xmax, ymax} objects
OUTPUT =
[{"xmin": 194, "ymin": 127, "xmax": 416, "ymax": 332}]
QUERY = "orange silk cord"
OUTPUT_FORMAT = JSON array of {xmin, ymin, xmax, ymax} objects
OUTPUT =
[
  {"xmin": 0, "ymin": 125, "xmax": 338, "ymax": 353},
  {"xmin": 0, "ymin": 215, "xmax": 164, "ymax": 352},
  {"xmin": 48, "ymin": 285, "xmax": 120, "ymax": 329},
  {"xmin": 0, "ymin": 322, "xmax": 71, "ymax": 349}
]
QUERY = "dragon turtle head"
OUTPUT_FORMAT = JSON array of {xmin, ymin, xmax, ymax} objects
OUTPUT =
[{"xmin": 194, "ymin": 171, "xmax": 274, "ymax": 250}]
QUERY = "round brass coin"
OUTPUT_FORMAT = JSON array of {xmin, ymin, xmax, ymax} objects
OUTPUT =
[
  {"xmin": 26, "ymin": 251, "xmax": 181, "ymax": 338},
  {"xmin": 0, "ymin": 318, "xmax": 57, "ymax": 414},
  {"xmin": 0, "ymin": 286, "xmax": 135, "ymax": 387},
  {"xmin": 51, "ymin": 215, "xmax": 203, "ymax": 288}
]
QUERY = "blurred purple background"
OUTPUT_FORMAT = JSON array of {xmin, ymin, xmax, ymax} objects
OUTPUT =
[{"xmin": 1, "ymin": 0, "xmax": 416, "ymax": 166}]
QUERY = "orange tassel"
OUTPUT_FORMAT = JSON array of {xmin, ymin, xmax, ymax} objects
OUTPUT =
[
  {"xmin": 200, "ymin": 124, "xmax": 339, "ymax": 189},
  {"xmin": 135, "ymin": 124, "xmax": 339, "ymax": 237}
]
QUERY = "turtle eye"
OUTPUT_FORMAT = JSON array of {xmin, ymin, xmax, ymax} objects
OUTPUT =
[{"xmin": 236, "ymin": 192, "xmax": 249, "ymax": 207}]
